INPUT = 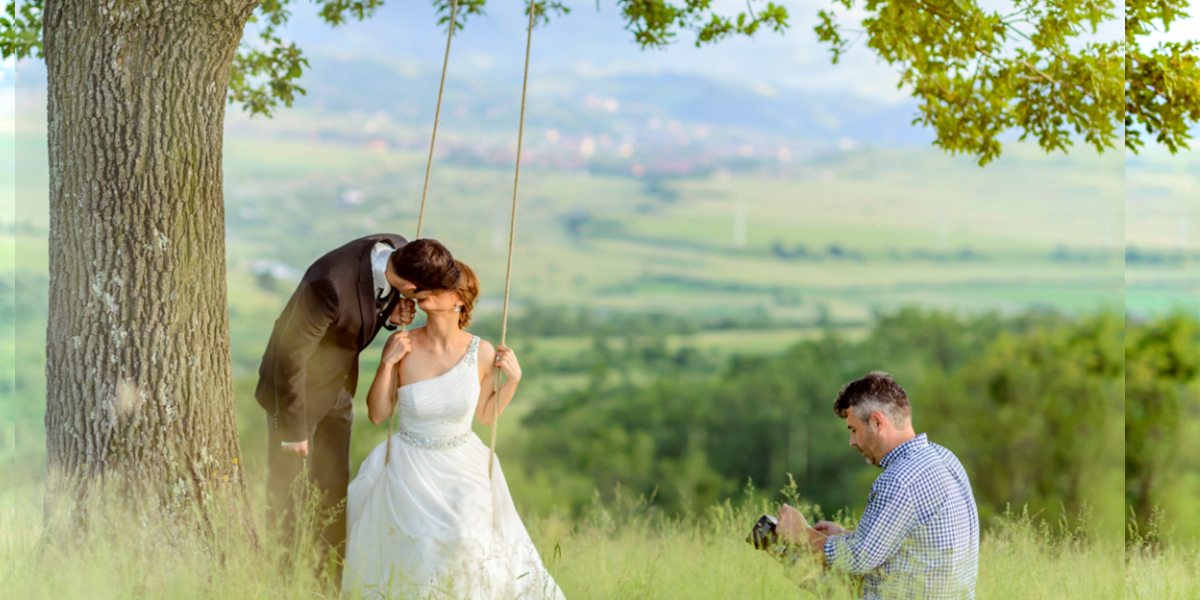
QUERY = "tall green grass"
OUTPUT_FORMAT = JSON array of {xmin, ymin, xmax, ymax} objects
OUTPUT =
[
  {"xmin": 1126, "ymin": 543, "xmax": 1200, "ymax": 600},
  {"xmin": 0, "ymin": 481, "xmax": 1151, "ymax": 600}
]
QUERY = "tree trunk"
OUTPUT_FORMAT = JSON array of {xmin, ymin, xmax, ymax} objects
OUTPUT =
[{"xmin": 41, "ymin": 0, "xmax": 258, "ymax": 532}]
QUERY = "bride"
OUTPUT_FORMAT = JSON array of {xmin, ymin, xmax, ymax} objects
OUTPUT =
[{"xmin": 342, "ymin": 260, "xmax": 567, "ymax": 600}]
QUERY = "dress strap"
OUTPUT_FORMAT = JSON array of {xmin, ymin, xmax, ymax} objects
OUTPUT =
[{"xmin": 465, "ymin": 336, "xmax": 480, "ymax": 367}]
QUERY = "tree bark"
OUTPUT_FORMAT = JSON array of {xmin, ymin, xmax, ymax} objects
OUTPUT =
[{"xmin": 41, "ymin": 0, "xmax": 258, "ymax": 532}]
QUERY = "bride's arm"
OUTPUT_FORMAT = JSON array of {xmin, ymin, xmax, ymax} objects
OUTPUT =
[
  {"xmin": 475, "ymin": 341, "xmax": 522, "ymax": 426},
  {"xmin": 367, "ymin": 330, "xmax": 412, "ymax": 424}
]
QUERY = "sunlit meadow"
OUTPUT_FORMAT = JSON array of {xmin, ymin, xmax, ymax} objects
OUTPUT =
[{"xmin": 0, "ymin": 480, "xmax": 1164, "ymax": 600}]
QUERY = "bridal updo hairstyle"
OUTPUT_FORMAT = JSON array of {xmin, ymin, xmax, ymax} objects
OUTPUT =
[
  {"xmin": 453, "ymin": 260, "xmax": 479, "ymax": 329},
  {"xmin": 391, "ymin": 238, "xmax": 461, "ymax": 293}
]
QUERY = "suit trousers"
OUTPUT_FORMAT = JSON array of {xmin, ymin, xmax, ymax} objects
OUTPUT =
[{"xmin": 267, "ymin": 387, "xmax": 354, "ymax": 585}]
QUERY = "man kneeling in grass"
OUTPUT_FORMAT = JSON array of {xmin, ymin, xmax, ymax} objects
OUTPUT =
[{"xmin": 778, "ymin": 371, "xmax": 980, "ymax": 600}]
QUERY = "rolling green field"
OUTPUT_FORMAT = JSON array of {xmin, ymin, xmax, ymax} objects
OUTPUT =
[{"xmin": 2, "ymin": 130, "xmax": 1149, "ymax": 322}]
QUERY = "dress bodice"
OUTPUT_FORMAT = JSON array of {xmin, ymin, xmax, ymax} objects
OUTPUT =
[{"xmin": 396, "ymin": 336, "xmax": 480, "ymax": 439}]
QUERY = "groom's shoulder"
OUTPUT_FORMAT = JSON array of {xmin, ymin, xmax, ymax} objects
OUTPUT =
[
  {"xmin": 333, "ymin": 233, "xmax": 406, "ymax": 251},
  {"xmin": 369, "ymin": 232, "xmax": 408, "ymax": 248},
  {"xmin": 307, "ymin": 233, "xmax": 407, "ymax": 275},
  {"xmin": 331, "ymin": 233, "xmax": 407, "ymax": 254}
]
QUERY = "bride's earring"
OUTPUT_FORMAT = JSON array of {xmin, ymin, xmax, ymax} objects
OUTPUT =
[{"xmin": 454, "ymin": 306, "xmax": 461, "ymax": 313}]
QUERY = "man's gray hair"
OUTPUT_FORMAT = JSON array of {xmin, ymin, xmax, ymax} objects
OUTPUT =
[{"xmin": 833, "ymin": 371, "xmax": 912, "ymax": 429}]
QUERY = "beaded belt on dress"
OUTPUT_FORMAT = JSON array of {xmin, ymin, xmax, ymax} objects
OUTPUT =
[{"xmin": 395, "ymin": 427, "xmax": 471, "ymax": 451}]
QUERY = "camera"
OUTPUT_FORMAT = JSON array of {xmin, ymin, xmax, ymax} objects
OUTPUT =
[{"xmin": 747, "ymin": 514, "xmax": 787, "ymax": 552}]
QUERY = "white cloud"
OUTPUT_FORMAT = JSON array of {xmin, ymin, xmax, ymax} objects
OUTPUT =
[
  {"xmin": 466, "ymin": 52, "xmax": 495, "ymax": 70},
  {"xmin": 751, "ymin": 81, "xmax": 777, "ymax": 98}
]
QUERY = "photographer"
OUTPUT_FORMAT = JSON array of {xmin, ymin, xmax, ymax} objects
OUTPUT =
[{"xmin": 770, "ymin": 372, "xmax": 980, "ymax": 600}]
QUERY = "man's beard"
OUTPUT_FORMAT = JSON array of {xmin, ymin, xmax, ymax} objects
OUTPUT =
[{"xmin": 859, "ymin": 431, "xmax": 881, "ymax": 466}]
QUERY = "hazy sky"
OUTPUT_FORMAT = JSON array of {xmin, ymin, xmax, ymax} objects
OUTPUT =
[
  {"xmin": 1, "ymin": 1, "xmax": 1196, "ymax": 119},
  {"xmin": 275, "ymin": 0, "xmax": 930, "ymax": 104},
  {"xmin": 266, "ymin": 0, "xmax": 1174, "ymax": 102}
]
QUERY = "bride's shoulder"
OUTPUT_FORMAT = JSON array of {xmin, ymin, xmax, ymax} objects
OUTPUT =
[{"xmin": 472, "ymin": 336, "xmax": 496, "ymax": 363}]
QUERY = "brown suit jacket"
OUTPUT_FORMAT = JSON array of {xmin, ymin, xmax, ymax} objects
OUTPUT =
[{"xmin": 255, "ymin": 233, "xmax": 407, "ymax": 442}]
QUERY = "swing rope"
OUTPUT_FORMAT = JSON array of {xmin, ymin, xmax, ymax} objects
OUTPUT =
[
  {"xmin": 415, "ymin": 0, "xmax": 458, "ymax": 241},
  {"xmin": 489, "ymin": 0, "xmax": 537, "ymax": 480},
  {"xmin": 386, "ymin": 0, "xmax": 458, "ymax": 468}
]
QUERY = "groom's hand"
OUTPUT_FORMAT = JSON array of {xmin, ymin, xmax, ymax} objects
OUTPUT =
[
  {"xmin": 390, "ymin": 298, "xmax": 416, "ymax": 327},
  {"xmin": 281, "ymin": 440, "xmax": 309, "ymax": 457}
]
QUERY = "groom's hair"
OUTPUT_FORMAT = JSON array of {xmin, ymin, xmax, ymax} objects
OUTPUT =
[
  {"xmin": 833, "ymin": 371, "xmax": 912, "ymax": 429},
  {"xmin": 392, "ymin": 239, "xmax": 460, "ymax": 292}
]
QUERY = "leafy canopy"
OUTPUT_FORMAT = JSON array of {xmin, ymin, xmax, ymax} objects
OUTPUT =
[
  {"xmin": 1124, "ymin": 0, "xmax": 1200, "ymax": 154},
  {"xmin": 817, "ymin": 0, "xmax": 1195, "ymax": 164},
  {"xmin": 3, "ymin": 0, "xmax": 1196, "ymax": 164}
]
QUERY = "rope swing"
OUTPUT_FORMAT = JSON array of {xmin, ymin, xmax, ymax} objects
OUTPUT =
[
  {"xmin": 380, "ymin": 0, "xmax": 535, "ymax": 477},
  {"xmin": 415, "ymin": 0, "xmax": 459, "ymax": 241},
  {"xmin": 489, "ymin": 0, "xmax": 538, "ymax": 480},
  {"xmin": 386, "ymin": 0, "xmax": 459, "ymax": 467}
]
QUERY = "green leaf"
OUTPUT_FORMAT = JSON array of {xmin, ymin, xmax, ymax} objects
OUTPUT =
[{"xmin": 0, "ymin": 0, "xmax": 44, "ymax": 60}]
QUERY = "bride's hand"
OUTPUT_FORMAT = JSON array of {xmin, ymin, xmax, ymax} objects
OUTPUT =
[
  {"xmin": 381, "ymin": 330, "xmax": 412, "ymax": 367},
  {"xmin": 494, "ymin": 345, "xmax": 521, "ymax": 382}
]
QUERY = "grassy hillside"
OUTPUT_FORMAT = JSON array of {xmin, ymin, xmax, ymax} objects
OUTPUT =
[{"xmin": 222, "ymin": 137, "xmax": 1126, "ymax": 318}]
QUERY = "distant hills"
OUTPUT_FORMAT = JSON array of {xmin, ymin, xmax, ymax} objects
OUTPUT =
[
  {"xmin": 6, "ymin": 1, "xmax": 936, "ymax": 150},
  {"xmin": 278, "ymin": 52, "xmax": 935, "ymax": 148}
]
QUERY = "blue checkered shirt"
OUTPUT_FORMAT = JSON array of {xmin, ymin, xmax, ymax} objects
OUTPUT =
[{"xmin": 823, "ymin": 434, "xmax": 979, "ymax": 600}]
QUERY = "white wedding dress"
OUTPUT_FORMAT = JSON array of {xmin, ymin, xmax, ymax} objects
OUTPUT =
[{"xmin": 343, "ymin": 336, "xmax": 567, "ymax": 600}]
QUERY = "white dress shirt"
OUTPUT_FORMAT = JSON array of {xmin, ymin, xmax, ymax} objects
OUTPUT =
[{"xmin": 371, "ymin": 241, "xmax": 395, "ymax": 300}]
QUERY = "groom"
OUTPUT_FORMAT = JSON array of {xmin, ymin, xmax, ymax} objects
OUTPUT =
[{"xmin": 255, "ymin": 234, "xmax": 460, "ymax": 583}]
